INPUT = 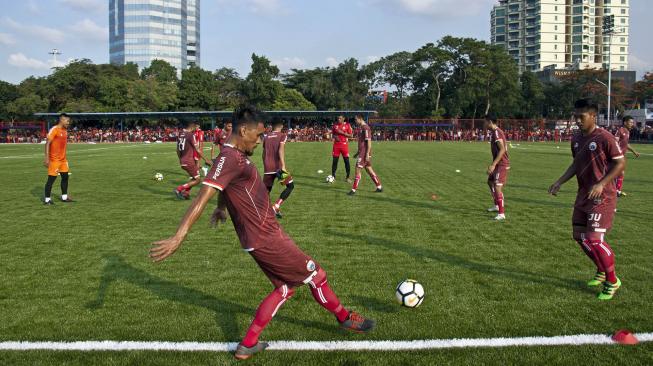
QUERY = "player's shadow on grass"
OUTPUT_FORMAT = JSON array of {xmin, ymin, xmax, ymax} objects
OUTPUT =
[
  {"xmin": 327, "ymin": 230, "xmax": 591, "ymax": 294},
  {"xmin": 508, "ymin": 196, "xmax": 568, "ymax": 208},
  {"xmin": 137, "ymin": 183, "xmax": 176, "ymax": 198},
  {"xmin": 86, "ymin": 255, "xmax": 341, "ymax": 340}
]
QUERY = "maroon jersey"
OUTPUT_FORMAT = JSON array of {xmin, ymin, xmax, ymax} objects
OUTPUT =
[
  {"xmin": 214, "ymin": 129, "xmax": 231, "ymax": 147},
  {"xmin": 490, "ymin": 128, "xmax": 510, "ymax": 166},
  {"xmin": 614, "ymin": 127, "xmax": 630, "ymax": 152},
  {"xmin": 262, "ymin": 131, "xmax": 287, "ymax": 174},
  {"xmin": 357, "ymin": 124, "xmax": 372, "ymax": 157},
  {"xmin": 203, "ymin": 145, "xmax": 287, "ymax": 250},
  {"xmin": 571, "ymin": 129, "xmax": 624, "ymax": 211},
  {"xmin": 177, "ymin": 130, "xmax": 198, "ymax": 164},
  {"xmin": 332, "ymin": 122, "xmax": 352, "ymax": 144}
]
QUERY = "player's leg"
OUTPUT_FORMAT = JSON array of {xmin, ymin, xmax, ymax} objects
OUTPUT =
[
  {"xmin": 238, "ymin": 284, "xmax": 295, "ymax": 358},
  {"xmin": 487, "ymin": 176, "xmax": 499, "ymax": 212},
  {"xmin": 586, "ymin": 210, "xmax": 620, "ymax": 300},
  {"xmin": 493, "ymin": 184, "xmax": 505, "ymax": 220},
  {"xmin": 263, "ymin": 174, "xmax": 275, "ymax": 193},
  {"xmin": 58, "ymin": 161, "xmax": 72, "ymax": 202},
  {"xmin": 44, "ymin": 175, "xmax": 57, "ymax": 205},
  {"xmin": 365, "ymin": 165, "xmax": 382, "ymax": 192},
  {"xmin": 273, "ymin": 181, "xmax": 294, "ymax": 218},
  {"xmin": 572, "ymin": 218, "xmax": 604, "ymax": 286},
  {"xmin": 307, "ymin": 268, "xmax": 375, "ymax": 332},
  {"xmin": 348, "ymin": 165, "xmax": 363, "ymax": 195},
  {"xmin": 331, "ymin": 145, "xmax": 340, "ymax": 178},
  {"xmin": 616, "ymin": 172, "xmax": 625, "ymax": 197},
  {"xmin": 175, "ymin": 166, "xmax": 200, "ymax": 199}
]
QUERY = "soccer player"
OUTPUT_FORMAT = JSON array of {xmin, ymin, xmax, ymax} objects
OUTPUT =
[
  {"xmin": 262, "ymin": 118, "xmax": 294, "ymax": 219},
  {"xmin": 211, "ymin": 121, "xmax": 233, "ymax": 160},
  {"xmin": 485, "ymin": 114, "xmax": 510, "ymax": 221},
  {"xmin": 151, "ymin": 106, "xmax": 375, "ymax": 360},
  {"xmin": 331, "ymin": 115, "xmax": 353, "ymax": 182},
  {"xmin": 614, "ymin": 116, "xmax": 640, "ymax": 197},
  {"xmin": 175, "ymin": 122, "xmax": 211, "ymax": 199},
  {"xmin": 43, "ymin": 113, "xmax": 73, "ymax": 205},
  {"xmin": 348, "ymin": 115, "xmax": 382, "ymax": 195},
  {"xmin": 192, "ymin": 123, "xmax": 208, "ymax": 176},
  {"xmin": 548, "ymin": 99, "xmax": 626, "ymax": 300}
]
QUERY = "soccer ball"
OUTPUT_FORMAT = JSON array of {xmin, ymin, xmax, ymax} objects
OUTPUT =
[
  {"xmin": 154, "ymin": 173, "xmax": 164, "ymax": 181},
  {"xmin": 395, "ymin": 279, "xmax": 425, "ymax": 308},
  {"xmin": 326, "ymin": 175, "xmax": 335, "ymax": 183}
]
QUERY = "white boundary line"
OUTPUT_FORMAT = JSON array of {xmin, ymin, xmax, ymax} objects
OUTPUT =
[{"xmin": 1, "ymin": 333, "xmax": 651, "ymax": 352}]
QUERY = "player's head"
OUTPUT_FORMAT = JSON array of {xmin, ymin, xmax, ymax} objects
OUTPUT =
[
  {"xmin": 58, "ymin": 113, "xmax": 71, "ymax": 128},
  {"xmin": 185, "ymin": 120, "xmax": 197, "ymax": 131},
  {"xmin": 271, "ymin": 117, "xmax": 284, "ymax": 130},
  {"xmin": 484, "ymin": 113, "xmax": 498, "ymax": 129},
  {"xmin": 354, "ymin": 114, "xmax": 366, "ymax": 126},
  {"xmin": 574, "ymin": 99, "xmax": 598, "ymax": 132},
  {"xmin": 337, "ymin": 115, "xmax": 345, "ymax": 123},
  {"xmin": 622, "ymin": 115, "xmax": 635, "ymax": 130},
  {"xmin": 224, "ymin": 121, "xmax": 233, "ymax": 132},
  {"xmin": 232, "ymin": 105, "xmax": 265, "ymax": 156}
]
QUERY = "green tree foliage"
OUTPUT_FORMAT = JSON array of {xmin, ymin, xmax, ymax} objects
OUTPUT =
[
  {"xmin": 0, "ymin": 81, "xmax": 19, "ymax": 119},
  {"xmin": 271, "ymin": 88, "xmax": 316, "ymax": 111},
  {"xmin": 631, "ymin": 72, "xmax": 653, "ymax": 107},
  {"xmin": 519, "ymin": 71, "xmax": 545, "ymax": 118},
  {"xmin": 141, "ymin": 59, "xmax": 178, "ymax": 84},
  {"xmin": 241, "ymin": 54, "xmax": 283, "ymax": 109}
]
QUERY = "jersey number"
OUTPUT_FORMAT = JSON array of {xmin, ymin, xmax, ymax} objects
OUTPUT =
[{"xmin": 178, "ymin": 137, "xmax": 186, "ymax": 152}]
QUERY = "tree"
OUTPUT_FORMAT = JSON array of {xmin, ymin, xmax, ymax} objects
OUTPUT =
[
  {"xmin": 214, "ymin": 67, "xmax": 244, "ymax": 109},
  {"xmin": 6, "ymin": 94, "xmax": 48, "ymax": 120},
  {"xmin": 0, "ymin": 81, "xmax": 19, "ymax": 119},
  {"xmin": 631, "ymin": 72, "xmax": 653, "ymax": 107},
  {"xmin": 141, "ymin": 59, "xmax": 178, "ymax": 84},
  {"xmin": 241, "ymin": 54, "xmax": 283, "ymax": 109},
  {"xmin": 520, "ymin": 71, "xmax": 545, "ymax": 118},
  {"xmin": 179, "ymin": 66, "xmax": 219, "ymax": 110},
  {"xmin": 366, "ymin": 51, "xmax": 415, "ymax": 99},
  {"xmin": 271, "ymin": 88, "xmax": 316, "ymax": 111}
]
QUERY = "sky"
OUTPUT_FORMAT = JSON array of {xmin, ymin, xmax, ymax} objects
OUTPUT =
[{"xmin": 0, "ymin": 0, "xmax": 651, "ymax": 84}]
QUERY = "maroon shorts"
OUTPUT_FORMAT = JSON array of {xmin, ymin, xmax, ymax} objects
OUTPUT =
[
  {"xmin": 356, "ymin": 156, "xmax": 372, "ymax": 168},
  {"xmin": 332, "ymin": 143, "xmax": 349, "ymax": 158},
  {"xmin": 180, "ymin": 160, "xmax": 200, "ymax": 179},
  {"xmin": 572, "ymin": 204, "xmax": 616, "ymax": 237},
  {"xmin": 249, "ymin": 238, "xmax": 319, "ymax": 288},
  {"xmin": 488, "ymin": 165, "xmax": 509, "ymax": 186}
]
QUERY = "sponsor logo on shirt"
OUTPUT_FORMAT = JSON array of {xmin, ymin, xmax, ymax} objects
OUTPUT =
[
  {"xmin": 589, "ymin": 142, "xmax": 597, "ymax": 151},
  {"xmin": 212, "ymin": 156, "xmax": 226, "ymax": 179}
]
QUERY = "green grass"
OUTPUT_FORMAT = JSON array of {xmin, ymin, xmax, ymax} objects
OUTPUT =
[{"xmin": 1, "ymin": 141, "xmax": 652, "ymax": 365}]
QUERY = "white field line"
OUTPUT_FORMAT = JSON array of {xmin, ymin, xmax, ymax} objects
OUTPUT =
[
  {"xmin": 1, "ymin": 333, "xmax": 651, "ymax": 352},
  {"xmin": 0, "ymin": 145, "xmax": 145, "ymax": 159}
]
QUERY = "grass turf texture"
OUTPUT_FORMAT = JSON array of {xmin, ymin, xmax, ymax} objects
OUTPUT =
[{"xmin": 0, "ymin": 141, "xmax": 652, "ymax": 365}]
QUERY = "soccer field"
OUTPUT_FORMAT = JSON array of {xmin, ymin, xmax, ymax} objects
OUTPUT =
[{"xmin": 1, "ymin": 141, "xmax": 652, "ymax": 365}]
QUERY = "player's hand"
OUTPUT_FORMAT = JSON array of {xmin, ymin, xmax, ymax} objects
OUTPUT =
[
  {"xmin": 588, "ymin": 183, "xmax": 604, "ymax": 200},
  {"xmin": 634, "ymin": 151, "xmax": 640, "ymax": 158},
  {"xmin": 150, "ymin": 236, "xmax": 183, "ymax": 262},
  {"xmin": 43, "ymin": 159, "xmax": 49, "ymax": 168},
  {"xmin": 487, "ymin": 164, "xmax": 496, "ymax": 175},
  {"xmin": 210, "ymin": 208, "xmax": 228, "ymax": 228},
  {"xmin": 548, "ymin": 182, "xmax": 562, "ymax": 196}
]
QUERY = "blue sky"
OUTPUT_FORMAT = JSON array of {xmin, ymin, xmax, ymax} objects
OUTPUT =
[{"xmin": 0, "ymin": 0, "xmax": 651, "ymax": 84}]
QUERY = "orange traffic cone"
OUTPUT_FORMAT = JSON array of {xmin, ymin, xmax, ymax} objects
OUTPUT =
[{"xmin": 612, "ymin": 329, "xmax": 639, "ymax": 345}]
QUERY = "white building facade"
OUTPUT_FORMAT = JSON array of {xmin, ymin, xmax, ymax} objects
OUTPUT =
[
  {"xmin": 110, "ymin": 0, "xmax": 201, "ymax": 72},
  {"xmin": 491, "ymin": 0, "xmax": 629, "ymax": 73}
]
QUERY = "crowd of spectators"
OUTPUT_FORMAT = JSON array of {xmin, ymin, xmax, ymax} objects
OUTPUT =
[{"xmin": 3, "ymin": 122, "xmax": 653, "ymax": 144}]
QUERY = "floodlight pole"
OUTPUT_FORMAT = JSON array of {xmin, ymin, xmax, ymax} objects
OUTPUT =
[{"xmin": 607, "ymin": 33, "xmax": 612, "ymax": 127}]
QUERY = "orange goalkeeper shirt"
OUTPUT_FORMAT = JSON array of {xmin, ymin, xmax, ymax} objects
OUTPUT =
[{"xmin": 47, "ymin": 126, "xmax": 68, "ymax": 162}]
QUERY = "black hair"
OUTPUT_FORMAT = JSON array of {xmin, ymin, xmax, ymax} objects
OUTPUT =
[
  {"xmin": 185, "ymin": 120, "xmax": 195, "ymax": 128},
  {"xmin": 232, "ymin": 105, "xmax": 262, "ymax": 129},
  {"xmin": 59, "ymin": 113, "xmax": 70, "ymax": 119},
  {"xmin": 271, "ymin": 117, "xmax": 284, "ymax": 127},
  {"xmin": 354, "ymin": 114, "xmax": 365, "ymax": 121},
  {"xmin": 622, "ymin": 115, "xmax": 634, "ymax": 123},
  {"xmin": 485, "ymin": 113, "xmax": 498, "ymax": 123},
  {"xmin": 574, "ymin": 99, "xmax": 599, "ymax": 113}
]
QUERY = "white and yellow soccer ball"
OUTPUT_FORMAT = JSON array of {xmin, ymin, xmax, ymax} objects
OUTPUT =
[
  {"xmin": 154, "ymin": 173, "xmax": 164, "ymax": 181},
  {"xmin": 326, "ymin": 175, "xmax": 335, "ymax": 183},
  {"xmin": 395, "ymin": 279, "xmax": 425, "ymax": 308}
]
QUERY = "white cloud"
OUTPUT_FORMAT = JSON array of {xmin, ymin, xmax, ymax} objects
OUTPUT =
[
  {"xmin": 69, "ymin": 19, "xmax": 108, "ymax": 42},
  {"xmin": 325, "ymin": 57, "xmax": 339, "ymax": 67},
  {"xmin": 59, "ymin": 0, "xmax": 104, "ymax": 13},
  {"xmin": 272, "ymin": 57, "xmax": 306, "ymax": 71},
  {"xmin": 3, "ymin": 17, "xmax": 66, "ymax": 43},
  {"xmin": 8, "ymin": 53, "xmax": 68, "ymax": 70},
  {"xmin": 0, "ymin": 33, "xmax": 16, "ymax": 46},
  {"xmin": 215, "ymin": 0, "xmax": 287, "ymax": 15},
  {"xmin": 629, "ymin": 54, "xmax": 653, "ymax": 76},
  {"xmin": 370, "ymin": 0, "xmax": 489, "ymax": 18},
  {"xmin": 365, "ymin": 55, "xmax": 381, "ymax": 64}
]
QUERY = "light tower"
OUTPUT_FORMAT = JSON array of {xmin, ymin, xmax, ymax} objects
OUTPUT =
[
  {"xmin": 602, "ymin": 14, "xmax": 615, "ymax": 127},
  {"xmin": 48, "ymin": 48, "xmax": 62, "ymax": 65}
]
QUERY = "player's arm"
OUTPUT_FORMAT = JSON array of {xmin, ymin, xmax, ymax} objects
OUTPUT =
[
  {"xmin": 365, "ymin": 136, "xmax": 372, "ymax": 160},
  {"xmin": 627, "ymin": 144, "xmax": 640, "ymax": 158},
  {"xmin": 488, "ymin": 139, "xmax": 506, "ymax": 174},
  {"xmin": 278, "ymin": 142, "xmax": 287, "ymax": 172},
  {"xmin": 43, "ymin": 138, "xmax": 51, "ymax": 167},
  {"xmin": 192, "ymin": 137, "xmax": 212, "ymax": 166},
  {"xmin": 150, "ymin": 185, "xmax": 217, "ymax": 262},
  {"xmin": 548, "ymin": 161, "xmax": 576, "ymax": 196}
]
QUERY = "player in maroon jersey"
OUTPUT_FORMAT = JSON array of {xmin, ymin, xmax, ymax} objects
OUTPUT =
[
  {"xmin": 150, "ymin": 106, "xmax": 375, "ymax": 360},
  {"xmin": 614, "ymin": 116, "xmax": 640, "ymax": 197},
  {"xmin": 192, "ymin": 123, "xmax": 208, "ymax": 176},
  {"xmin": 263, "ymin": 118, "xmax": 294, "ymax": 218},
  {"xmin": 348, "ymin": 115, "xmax": 382, "ymax": 195},
  {"xmin": 175, "ymin": 122, "xmax": 211, "ymax": 199},
  {"xmin": 331, "ymin": 115, "xmax": 353, "ymax": 182},
  {"xmin": 549, "ymin": 99, "xmax": 626, "ymax": 300},
  {"xmin": 484, "ymin": 114, "xmax": 510, "ymax": 221},
  {"xmin": 210, "ymin": 121, "xmax": 233, "ymax": 160}
]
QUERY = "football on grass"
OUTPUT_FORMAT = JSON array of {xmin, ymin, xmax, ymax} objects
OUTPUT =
[
  {"xmin": 396, "ymin": 279, "xmax": 425, "ymax": 308},
  {"xmin": 326, "ymin": 175, "xmax": 335, "ymax": 183},
  {"xmin": 154, "ymin": 173, "xmax": 164, "ymax": 181}
]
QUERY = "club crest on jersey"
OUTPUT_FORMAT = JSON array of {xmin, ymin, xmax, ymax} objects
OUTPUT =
[
  {"xmin": 306, "ymin": 260, "xmax": 316, "ymax": 272},
  {"xmin": 589, "ymin": 142, "xmax": 597, "ymax": 151},
  {"xmin": 574, "ymin": 142, "xmax": 579, "ymax": 149}
]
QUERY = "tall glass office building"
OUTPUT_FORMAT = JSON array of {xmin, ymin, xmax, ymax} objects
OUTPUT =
[{"xmin": 110, "ymin": 0, "xmax": 200, "ymax": 72}]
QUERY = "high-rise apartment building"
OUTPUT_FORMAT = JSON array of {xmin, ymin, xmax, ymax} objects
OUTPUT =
[
  {"xmin": 110, "ymin": 0, "xmax": 201, "ymax": 72},
  {"xmin": 491, "ymin": 0, "xmax": 629, "ymax": 73}
]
